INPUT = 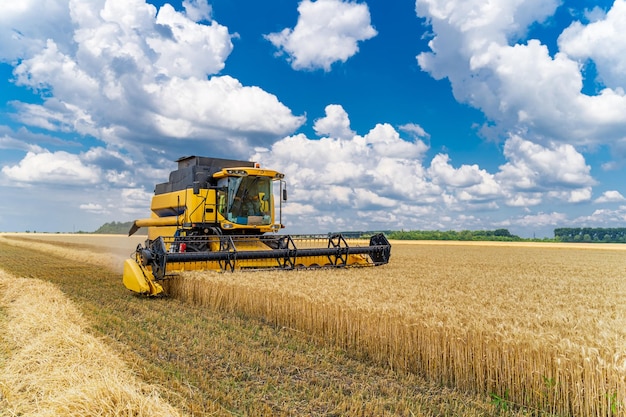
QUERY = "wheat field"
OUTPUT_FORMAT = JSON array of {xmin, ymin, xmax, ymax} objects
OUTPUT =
[
  {"xmin": 2, "ymin": 233, "xmax": 625, "ymax": 416},
  {"xmin": 0, "ymin": 233, "xmax": 515, "ymax": 416},
  {"xmin": 165, "ymin": 241, "xmax": 626, "ymax": 417}
]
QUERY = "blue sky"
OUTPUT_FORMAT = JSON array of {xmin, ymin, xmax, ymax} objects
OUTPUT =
[{"xmin": 1, "ymin": 0, "xmax": 626, "ymax": 237}]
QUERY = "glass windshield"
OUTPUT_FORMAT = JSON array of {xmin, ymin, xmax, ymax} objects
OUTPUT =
[{"xmin": 226, "ymin": 176, "xmax": 272, "ymax": 225}]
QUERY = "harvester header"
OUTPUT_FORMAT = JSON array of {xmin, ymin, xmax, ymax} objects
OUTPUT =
[{"xmin": 123, "ymin": 155, "xmax": 391, "ymax": 296}]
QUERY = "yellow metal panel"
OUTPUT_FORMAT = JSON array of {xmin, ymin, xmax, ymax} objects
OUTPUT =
[
  {"xmin": 212, "ymin": 168, "xmax": 283, "ymax": 179},
  {"xmin": 185, "ymin": 189, "xmax": 217, "ymax": 224},
  {"xmin": 122, "ymin": 259, "xmax": 150, "ymax": 293},
  {"xmin": 123, "ymin": 259, "xmax": 164, "ymax": 296},
  {"xmin": 151, "ymin": 190, "xmax": 186, "ymax": 213}
]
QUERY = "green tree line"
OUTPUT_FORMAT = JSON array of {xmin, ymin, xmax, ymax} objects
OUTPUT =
[
  {"xmin": 554, "ymin": 227, "xmax": 626, "ymax": 243},
  {"xmin": 387, "ymin": 229, "xmax": 522, "ymax": 241},
  {"xmin": 93, "ymin": 221, "xmax": 145, "ymax": 235}
]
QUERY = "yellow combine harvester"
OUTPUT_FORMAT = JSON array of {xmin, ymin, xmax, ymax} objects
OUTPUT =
[{"xmin": 123, "ymin": 156, "xmax": 391, "ymax": 295}]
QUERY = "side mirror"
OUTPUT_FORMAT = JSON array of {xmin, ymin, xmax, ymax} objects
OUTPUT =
[
  {"xmin": 192, "ymin": 181, "xmax": 200, "ymax": 195},
  {"xmin": 282, "ymin": 188, "xmax": 287, "ymax": 201}
]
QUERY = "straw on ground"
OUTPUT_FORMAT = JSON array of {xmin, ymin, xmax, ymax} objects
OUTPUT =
[{"xmin": 0, "ymin": 269, "xmax": 182, "ymax": 417}]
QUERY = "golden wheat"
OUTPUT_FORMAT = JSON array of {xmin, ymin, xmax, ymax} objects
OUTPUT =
[
  {"xmin": 164, "ymin": 242, "xmax": 626, "ymax": 417},
  {"xmin": 0, "ymin": 269, "xmax": 182, "ymax": 417}
]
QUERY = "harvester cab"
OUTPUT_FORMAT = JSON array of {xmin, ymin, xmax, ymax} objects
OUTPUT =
[{"xmin": 123, "ymin": 156, "xmax": 391, "ymax": 296}]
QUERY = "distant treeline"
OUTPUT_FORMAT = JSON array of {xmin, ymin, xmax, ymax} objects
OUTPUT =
[
  {"xmin": 93, "ymin": 221, "xmax": 144, "ymax": 235},
  {"xmin": 554, "ymin": 228, "xmax": 626, "ymax": 243},
  {"xmin": 387, "ymin": 229, "xmax": 522, "ymax": 241}
]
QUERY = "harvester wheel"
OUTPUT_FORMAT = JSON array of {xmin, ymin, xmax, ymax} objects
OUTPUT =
[
  {"xmin": 182, "ymin": 227, "xmax": 222, "ymax": 252},
  {"xmin": 186, "ymin": 239, "xmax": 208, "ymax": 252}
]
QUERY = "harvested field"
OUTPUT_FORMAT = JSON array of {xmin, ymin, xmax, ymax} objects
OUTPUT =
[
  {"xmin": 0, "ymin": 233, "xmax": 145, "ymax": 272},
  {"xmin": 1, "ymin": 233, "xmax": 625, "ymax": 416},
  {"xmin": 0, "ymin": 269, "xmax": 181, "ymax": 417}
]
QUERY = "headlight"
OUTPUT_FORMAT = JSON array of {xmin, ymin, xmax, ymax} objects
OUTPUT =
[{"xmin": 226, "ymin": 169, "xmax": 248, "ymax": 176}]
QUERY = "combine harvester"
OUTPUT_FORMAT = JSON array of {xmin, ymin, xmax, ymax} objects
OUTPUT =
[{"xmin": 123, "ymin": 156, "xmax": 391, "ymax": 296}]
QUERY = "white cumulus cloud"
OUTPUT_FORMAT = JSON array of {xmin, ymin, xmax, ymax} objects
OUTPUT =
[
  {"xmin": 182, "ymin": 0, "xmax": 212, "ymax": 22},
  {"xmin": 79, "ymin": 202, "xmax": 105, "ymax": 214},
  {"xmin": 515, "ymin": 211, "xmax": 569, "ymax": 228},
  {"xmin": 594, "ymin": 190, "xmax": 626, "ymax": 204},
  {"xmin": 497, "ymin": 135, "xmax": 594, "ymax": 204},
  {"xmin": 559, "ymin": 0, "xmax": 626, "ymax": 91},
  {"xmin": 416, "ymin": 0, "xmax": 626, "ymax": 148},
  {"xmin": 314, "ymin": 104, "xmax": 355, "ymax": 140},
  {"xmin": 2, "ymin": 0, "xmax": 305, "ymax": 164},
  {"xmin": 265, "ymin": 0, "xmax": 377, "ymax": 71},
  {"xmin": 2, "ymin": 151, "xmax": 101, "ymax": 185}
]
